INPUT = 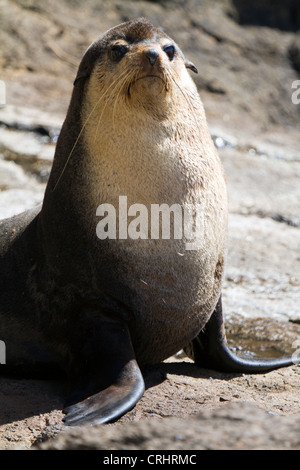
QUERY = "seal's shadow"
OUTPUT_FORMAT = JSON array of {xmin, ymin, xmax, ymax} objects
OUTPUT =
[
  {"xmin": 0, "ymin": 376, "xmax": 66, "ymax": 426},
  {"xmin": 142, "ymin": 360, "xmax": 240, "ymax": 390},
  {"xmin": 0, "ymin": 361, "xmax": 240, "ymax": 426}
]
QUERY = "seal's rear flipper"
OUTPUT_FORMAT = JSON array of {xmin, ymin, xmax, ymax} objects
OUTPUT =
[
  {"xmin": 62, "ymin": 310, "xmax": 145, "ymax": 426},
  {"xmin": 185, "ymin": 296, "xmax": 299, "ymax": 373}
]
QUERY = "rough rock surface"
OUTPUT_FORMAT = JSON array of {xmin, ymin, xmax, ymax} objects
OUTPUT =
[
  {"xmin": 0, "ymin": 0, "xmax": 299, "ymax": 450},
  {"xmin": 35, "ymin": 401, "xmax": 300, "ymax": 450}
]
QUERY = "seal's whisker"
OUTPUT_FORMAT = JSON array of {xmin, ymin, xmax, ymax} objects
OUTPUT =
[
  {"xmin": 52, "ymin": 92, "xmax": 106, "ymax": 192},
  {"xmin": 163, "ymin": 69, "xmax": 171, "ymax": 92},
  {"xmin": 52, "ymin": 67, "xmax": 133, "ymax": 191},
  {"xmin": 111, "ymin": 68, "xmax": 137, "ymax": 132},
  {"xmin": 168, "ymin": 70, "xmax": 201, "ymax": 137},
  {"xmin": 112, "ymin": 84, "xmax": 125, "ymax": 132},
  {"xmin": 94, "ymin": 66, "xmax": 133, "ymax": 140},
  {"xmin": 96, "ymin": 64, "xmax": 137, "ymax": 137}
]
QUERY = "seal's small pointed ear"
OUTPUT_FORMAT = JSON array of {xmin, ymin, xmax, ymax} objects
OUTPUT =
[
  {"xmin": 73, "ymin": 41, "xmax": 100, "ymax": 86},
  {"xmin": 185, "ymin": 60, "xmax": 198, "ymax": 74},
  {"xmin": 73, "ymin": 68, "xmax": 90, "ymax": 86}
]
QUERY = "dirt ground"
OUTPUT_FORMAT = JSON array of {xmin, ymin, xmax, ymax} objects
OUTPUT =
[
  {"xmin": 0, "ymin": 0, "xmax": 300, "ymax": 450},
  {"xmin": 1, "ymin": 352, "xmax": 300, "ymax": 449}
]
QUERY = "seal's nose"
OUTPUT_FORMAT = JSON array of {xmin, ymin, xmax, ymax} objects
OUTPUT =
[{"xmin": 145, "ymin": 48, "xmax": 159, "ymax": 66}]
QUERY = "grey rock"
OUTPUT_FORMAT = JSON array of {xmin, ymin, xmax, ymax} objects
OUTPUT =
[{"xmin": 34, "ymin": 402, "xmax": 300, "ymax": 450}]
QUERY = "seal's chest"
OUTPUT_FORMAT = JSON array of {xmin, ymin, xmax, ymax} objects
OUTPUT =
[{"xmin": 127, "ymin": 248, "xmax": 214, "ymax": 364}]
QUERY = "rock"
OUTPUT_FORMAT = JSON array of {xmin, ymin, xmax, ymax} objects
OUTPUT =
[
  {"xmin": 0, "ymin": 105, "xmax": 59, "ymax": 218},
  {"xmin": 0, "ymin": 0, "xmax": 299, "ymax": 132},
  {"xmin": 34, "ymin": 402, "xmax": 300, "ymax": 450},
  {"xmin": 0, "ymin": 105, "xmax": 63, "ymax": 133},
  {"xmin": 231, "ymin": 0, "xmax": 300, "ymax": 32},
  {"xmin": 0, "ymin": 126, "xmax": 54, "ymax": 181},
  {"xmin": 0, "ymin": 157, "xmax": 45, "ymax": 219},
  {"xmin": 288, "ymin": 35, "xmax": 300, "ymax": 75}
]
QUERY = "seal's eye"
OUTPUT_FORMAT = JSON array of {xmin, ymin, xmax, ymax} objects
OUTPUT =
[
  {"xmin": 164, "ymin": 45, "xmax": 175, "ymax": 61},
  {"xmin": 110, "ymin": 44, "xmax": 128, "ymax": 62}
]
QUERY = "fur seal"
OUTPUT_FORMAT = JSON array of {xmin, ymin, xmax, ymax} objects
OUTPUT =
[{"xmin": 0, "ymin": 18, "xmax": 298, "ymax": 426}]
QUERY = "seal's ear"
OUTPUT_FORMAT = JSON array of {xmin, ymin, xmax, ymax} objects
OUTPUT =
[
  {"xmin": 185, "ymin": 59, "xmax": 198, "ymax": 74},
  {"xmin": 73, "ymin": 41, "xmax": 101, "ymax": 86},
  {"xmin": 73, "ymin": 68, "xmax": 90, "ymax": 86}
]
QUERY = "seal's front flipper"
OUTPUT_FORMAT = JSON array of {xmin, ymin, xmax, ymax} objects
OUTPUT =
[
  {"xmin": 63, "ymin": 359, "xmax": 144, "ymax": 426},
  {"xmin": 62, "ymin": 310, "xmax": 145, "ymax": 426},
  {"xmin": 185, "ymin": 296, "xmax": 299, "ymax": 373}
]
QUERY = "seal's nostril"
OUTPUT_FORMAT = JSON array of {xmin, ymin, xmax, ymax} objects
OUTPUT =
[{"xmin": 145, "ymin": 48, "xmax": 159, "ymax": 66}]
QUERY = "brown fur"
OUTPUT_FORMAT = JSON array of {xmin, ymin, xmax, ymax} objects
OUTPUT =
[
  {"xmin": 48, "ymin": 17, "xmax": 228, "ymax": 363},
  {"xmin": 1, "ymin": 18, "xmax": 227, "ymax": 368},
  {"xmin": 1, "ymin": 22, "xmax": 296, "ymax": 426}
]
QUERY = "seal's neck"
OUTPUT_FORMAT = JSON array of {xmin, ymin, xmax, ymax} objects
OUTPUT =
[
  {"xmin": 42, "ymin": 72, "xmax": 220, "ymax": 247},
  {"xmin": 81, "ymin": 78, "xmax": 216, "ymax": 208}
]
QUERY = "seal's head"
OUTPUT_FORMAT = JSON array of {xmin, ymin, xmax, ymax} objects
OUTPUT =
[
  {"xmin": 47, "ymin": 18, "xmax": 203, "ymax": 197},
  {"xmin": 75, "ymin": 18, "xmax": 198, "ymax": 113}
]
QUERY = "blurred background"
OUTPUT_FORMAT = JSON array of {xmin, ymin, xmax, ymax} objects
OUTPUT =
[
  {"xmin": 0, "ymin": 0, "xmax": 299, "ymax": 332},
  {"xmin": 1, "ymin": 0, "xmax": 300, "ymax": 129}
]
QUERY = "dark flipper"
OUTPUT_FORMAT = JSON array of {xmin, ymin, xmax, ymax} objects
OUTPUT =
[
  {"xmin": 63, "ymin": 358, "xmax": 144, "ymax": 426},
  {"xmin": 63, "ymin": 310, "xmax": 145, "ymax": 426},
  {"xmin": 185, "ymin": 296, "xmax": 299, "ymax": 373}
]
